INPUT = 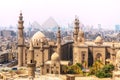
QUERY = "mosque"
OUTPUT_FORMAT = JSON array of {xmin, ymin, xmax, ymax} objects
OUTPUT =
[{"xmin": 17, "ymin": 12, "xmax": 120, "ymax": 76}]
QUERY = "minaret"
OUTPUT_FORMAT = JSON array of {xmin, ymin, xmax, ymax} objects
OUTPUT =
[
  {"xmin": 57, "ymin": 27, "xmax": 61, "ymax": 59},
  {"xmin": 18, "ymin": 12, "xmax": 24, "ymax": 66},
  {"xmin": 75, "ymin": 17, "xmax": 79, "ymax": 34},
  {"xmin": 73, "ymin": 17, "xmax": 79, "ymax": 43},
  {"xmin": 40, "ymin": 39, "xmax": 44, "ymax": 75},
  {"xmin": 27, "ymin": 40, "xmax": 36, "ymax": 78}
]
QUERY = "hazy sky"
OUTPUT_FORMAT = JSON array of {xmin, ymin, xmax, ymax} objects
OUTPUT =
[{"xmin": 0, "ymin": 0, "xmax": 120, "ymax": 29}]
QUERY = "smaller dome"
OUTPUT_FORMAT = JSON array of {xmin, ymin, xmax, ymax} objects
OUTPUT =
[
  {"xmin": 94, "ymin": 36, "xmax": 103, "ymax": 44},
  {"xmin": 51, "ymin": 52, "xmax": 60, "ymax": 61}
]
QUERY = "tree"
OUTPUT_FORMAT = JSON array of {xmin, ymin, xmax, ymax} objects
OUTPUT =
[
  {"xmin": 103, "ymin": 64, "xmax": 114, "ymax": 72},
  {"xmin": 76, "ymin": 63, "xmax": 83, "ymax": 69},
  {"xmin": 95, "ymin": 69, "xmax": 105, "ymax": 78},
  {"xmin": 95, "ymin": 64, "xmax": 114, "ymax": 78},
  {"xmin": 67, "ymin": 64, "xmax": 83, "ymax": 74},
  {"xmin": 89, "ymin": 60, "xmax": 104, "ymax": 75}
]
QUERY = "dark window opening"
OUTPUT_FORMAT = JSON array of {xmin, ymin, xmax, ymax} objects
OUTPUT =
[
  {"xmin": 31, "ymin": 60, "xmax": 33, "ymax": 63},
  {"xmin": 51, "ymin": 71, "xmax": 53, "ymax": 74},
  {"xmin": 47, "ymin": 69, "xmax": 49, "ymax": 73},
  {"xmin": 81, "ymin": 53, "xmax": 85, "ymax": 63}
]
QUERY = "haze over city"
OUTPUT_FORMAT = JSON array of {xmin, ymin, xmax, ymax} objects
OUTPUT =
[
  {"xmin": 1, "ymin": 0, "xmax": 120, "ymax": 80},
  {"xmin": 0, "ymin": 0, "xmax": 120, "ymax": 29}
]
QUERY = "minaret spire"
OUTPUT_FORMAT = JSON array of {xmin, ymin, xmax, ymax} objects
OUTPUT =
[
  {"xmin": 18, "ymin": 11, "xmax": 24, "ymax": 66},
  {"xmin": 75, "ymin": 16, "xmax": 79, "ymax": 33},
  {"xmin": 56, "ymin": 27, "xmax": 61, "ymax": 60},
  {"xmin": 18, "ymin": 11, "xmax": 24, "ymax": 29},
  {"xmin": 57, "ymin": 26, "xmax": 61, "ymax": 44},
  {"xmin": 73, "ymin": 16, "xmax": 79, "ymax": 43}
]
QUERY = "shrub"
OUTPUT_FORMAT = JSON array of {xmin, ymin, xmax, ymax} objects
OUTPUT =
[
  {"xmin": 95, "ymin": 69, "xmax": 105, "ymax": 78},
  {"xmin": 95, "ymin": 64, "xmax": 114, "ymax": 78}
]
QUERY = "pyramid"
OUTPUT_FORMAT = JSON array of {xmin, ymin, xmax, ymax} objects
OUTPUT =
[{"xmin": 42, "ymin": 17, "xmax": 58, "ymax": 29}]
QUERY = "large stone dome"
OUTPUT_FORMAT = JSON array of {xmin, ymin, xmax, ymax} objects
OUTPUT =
[
  {"xmin": 32, "ymin": 31, "xmax": 47, "ymax": 45},
  {"xmin": 51, "ymin": 52, "xmax": 60, "ymax": 61},
  {"xmin": 94, "ymin": 36, "xmax": 103, "ymax": 44}
]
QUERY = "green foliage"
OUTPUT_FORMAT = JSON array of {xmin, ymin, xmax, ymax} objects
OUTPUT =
[
  {"xmin": 76, "ymin": 63, "xmax": 83, "ymax": 69},
  {"xmin": 95, "ymin": 69, "xmax": 105, "ymax": 78},
  {"xmin": 89, "ymin": 61, "xmax": 114, "ymax": 78},
  {"xmin": 89, "ymin": 67, "xmax": 96, "ymax": 75},
  {"xmin": 95, "ymin": 64, "xmax": 114, "ymax": 78},
  {"xmin": 102, "ymin": 64, "xmax": 114, "ymax": 73},
  {"xmin": 67, "ymin": 64, "xmax": 81, "ymax": 74},
  {"xmin": 89, "ymin": 60, "xmax": 104, "ymax": 75},
  {"xmin": 62, "ymin": 63, "xmax": 83, "ymax": 74},
  {"xmin": 95, "ymin": 69, "xmax": 112, "ymax": 78}
]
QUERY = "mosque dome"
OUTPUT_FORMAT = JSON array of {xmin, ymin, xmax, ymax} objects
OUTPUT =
[
  {"xmin": 32, "ymin": 31, "xmax": 47, "ymax": 45},
  {"xmin": 51, "ymin": 52, "xmax": 60, "ymax": 61},
  {"xmin": 94, "ymin": 36, "xmax": 103, "ymax": 44}
]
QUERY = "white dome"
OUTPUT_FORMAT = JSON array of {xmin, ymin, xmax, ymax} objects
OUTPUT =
[
  {"xmin": 32, "ymin": 31, "xmax": 46, "ymax": 44},
  {"xmin": 51, "ymin": 52, "xmax": 60, "ymax": 61}
]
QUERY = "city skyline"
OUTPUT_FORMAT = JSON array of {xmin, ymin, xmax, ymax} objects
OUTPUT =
[{"xmin": 0, "ymin": 0, "xmax": 119, "ymax": 29}]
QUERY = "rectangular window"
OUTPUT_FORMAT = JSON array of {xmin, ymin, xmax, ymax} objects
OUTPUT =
[
  {"xmin": 47, "ymin": 68, "xmax": 49, "ymax": 73},
  {"xmin": 81, "ymin": 51, "xmax": 86, "ymax": 63}
]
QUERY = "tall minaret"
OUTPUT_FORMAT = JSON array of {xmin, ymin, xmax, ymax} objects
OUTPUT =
[
  {"xmin": 27, "ymin": 40, "xmax": 35, "ymax": 78},
  {"xmin": 40, "ymin": 39, "xmax": 44, "ymax": 75},
  {"xmin": 57, "ymin": 27, "xmax": 61, "ymax": 59},
  {"xmin": 18, "ymin": 12, "xmax": 24, "ymax": 66},
  {"xmin": 73, "ymin": 17, "xmax": 79, "ymax": 43}
]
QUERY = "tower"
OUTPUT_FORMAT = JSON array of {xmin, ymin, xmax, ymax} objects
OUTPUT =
[
  {"xmin": 27, "ymin": 40, "xmax": 36, "ymax": 78},
  {"xmin": 73, "ymin": 17, "xmax": 79, "ymax": 43},
  {"xmin": 56, "ymin": 27, "xmax": 61, "ymax": 60},
  {"xmin": 51, "ymin": 52, "xmax": 60, "ymax": 74},
  {"xmin": 18, "ymin": 12, "xmax": 24, "ymax": 66},
  {"xmin": 40, "ymin": 39, "xmax": 45, "ymax": 75},
  {"xmin": 77, "ymin": 27, "xmax": 85, "ymax": 44}
]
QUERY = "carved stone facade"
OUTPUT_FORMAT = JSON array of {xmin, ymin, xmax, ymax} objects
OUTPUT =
[{"xmin": 17, "ymin": 13, "xmax": 120, "ymax": 75}]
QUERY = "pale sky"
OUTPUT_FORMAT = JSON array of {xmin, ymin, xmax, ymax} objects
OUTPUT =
[{"xmin": 0, "ymin": 0, "xmax": 120, "ymax": 29}]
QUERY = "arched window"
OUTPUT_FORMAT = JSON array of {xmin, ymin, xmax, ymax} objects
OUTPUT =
[{"xmin": 96, "ymin": 53, "xmax": 102, "ymax": 61}]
